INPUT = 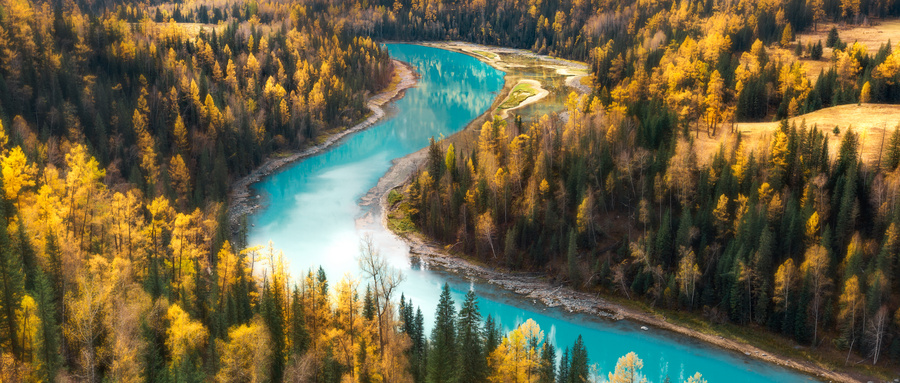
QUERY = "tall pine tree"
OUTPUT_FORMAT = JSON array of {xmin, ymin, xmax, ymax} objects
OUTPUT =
[{"xmin": 428, "ymin": 283, "xmax": 457, "ymax": 383}]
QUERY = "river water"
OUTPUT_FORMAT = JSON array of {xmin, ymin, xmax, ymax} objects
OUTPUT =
[{"xmin": 247, "ymin": 43, "xmax": 815, "ymax": 382}]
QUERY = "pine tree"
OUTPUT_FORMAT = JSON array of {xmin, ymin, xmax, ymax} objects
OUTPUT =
[
  {"xmin": 289, "ymin": 287, "xmax": 308, "ymax": 356},
  {"xmin": 884, "ymin": 127, "xmax": 900, "ymax": 170},
  {"xmin": 363, "ymin": 284, "xmax": 376, "ymax": 321},
  {"xmin": 558, "ymin": 347, "xmax": 570, "ymax": 383},
  {"xmin": 567, "ymin": 230, "xmax": 579, "ymax": 286},
  {"xmin": 484, "ymin": 314, "xmax": 501, "ymax": 354},
  {"xmin": 260, "ymin": 281, "xmax": 285, "ymax": 381},
  {"xmin": 537, "ymin": 341, "xmax": 556, "ymax": 383},
  {"xmin": 455, "ymin": 290, "xmax": 487, "ymax": 383},
  {"xmin": 569, "ymin": 335, "xmax": 589, "ymax": 382},
  {"xmin": 0, "ymin": 189, "xmax": 24, "ymax": 358},
  {"xmin": 33, "ymin": 269, "xmax": 61, "ymax": 381},
  {"xmin": 414, "ymin": 307, "xmax": 427, "ymax": 382},
  {"xmin": 428, "ymin": 283, "xmax": 457, "ymax": 383}
]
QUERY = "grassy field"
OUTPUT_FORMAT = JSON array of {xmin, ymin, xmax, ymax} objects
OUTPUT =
[
  {"xmin": 693, "ymin": 104, "xmax": 900, "ymax": 166},
  {"xmin": 499, "ymin": 82, "xmax": 539, "ymax": 109},
  {"xmin": 790, "ymin": 19, "xmax": 900, "ymax": 81},
  {"xmin": 471, "ymin": 50, "xmax": 500, "ymax": 61}
]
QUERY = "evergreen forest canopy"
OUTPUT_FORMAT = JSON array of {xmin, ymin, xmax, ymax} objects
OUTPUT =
[{"xmin": 0, "ymin": 0, "xmax": 899, "ymax": 380}]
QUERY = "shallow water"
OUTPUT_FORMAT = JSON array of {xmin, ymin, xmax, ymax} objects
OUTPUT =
[{"xmin": 247, "ymin": 43, "xmax": 816, "ymax": 382}]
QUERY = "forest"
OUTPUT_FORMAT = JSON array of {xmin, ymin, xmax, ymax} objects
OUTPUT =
[
  {"xmin": 383, "ymin": 0, "xmax": 900, "ymax": 375},
  {"xmin": 0, "ymin": 0, "xmax": 899, "ymax": 380}
]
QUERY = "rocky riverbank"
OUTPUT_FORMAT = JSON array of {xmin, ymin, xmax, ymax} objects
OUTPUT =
[
  {"xmin": 227, "ymin": 59, "xmax": 418, "ymax": 233},
  {"xmin": 375, "ymin": 150, "xmax": 857, "ymax": 383}
]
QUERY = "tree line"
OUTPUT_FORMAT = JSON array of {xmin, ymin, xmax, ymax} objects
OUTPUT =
[
  {"xmin": 401, "ymin": 90, "xmax": 900, "ymax": 366},
  {"xmin": 0, "ymin": 128, "xmax": 710, "ymax": 380}
]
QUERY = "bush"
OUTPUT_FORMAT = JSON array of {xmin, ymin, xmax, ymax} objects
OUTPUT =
[{"xmin": 388, "ymin": 189, "xmax": 404, "ymax": 205}]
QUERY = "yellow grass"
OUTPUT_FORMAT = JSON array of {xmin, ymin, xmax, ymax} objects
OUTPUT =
[
  {"xmin": 790, "ymin": 19, "xmax": 900, "ymax": 81},
  {"xmin": 693, "ymin": 104, "xmax": 900, "ymax": 165},
  {"xmin": 797, "ymin": 19, "xmax": 900, "ymax": 53}
]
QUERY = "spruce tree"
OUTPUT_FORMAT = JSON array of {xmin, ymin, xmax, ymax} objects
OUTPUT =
[
  {"xmin": 569, "ymin": 335, "xmax": 589, "ymax": 383},
  {"xmin": 33, "ymin": 269, "xmax": 61, "ymax": 381},
  {"xmin": 428, "ymin": 283, "xmax": 457, "ymax": 383},
  {"xmin": 538, "ymin": 341, "xmax": 556, "ymax": 383},
  {"xmin": 558, "ymin": 347, "xmax": 570, "ymax": 383},
  {"xmin": 0, "ymin": 191, "xmax": 24, "ymax": 358},
  {"xmin": 363, "ymin": 284, "xmax": 376, "ymax": 321},
  {"xmin": 414, "ymin": 307, "xmax": 427, "ymax": 382},
  {"xmin": 884, "ymin": 127, "xmax": 900, "ymax": 170},
  {"xmin": 484, "ymin": 314, "xmax": 501, "ymax": 355},
  {"xmin": 455, "ymin": 290, "xmax": 487, "ymax": 383},
  {"xmin": 290, "ymin": 287, "xmax": 309, "ymax": 356},
  {"xmin": 260, "ymin": 281, "xmax": 285, "ymax": 381},
  {"xmin": 567, "ymin": 230, "xmax": 579, "ymax": 286}
]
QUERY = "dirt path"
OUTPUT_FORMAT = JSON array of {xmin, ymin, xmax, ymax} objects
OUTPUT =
[{"xmin": 228, "ymin": 60, "xmax": 418, "ymax": 231}]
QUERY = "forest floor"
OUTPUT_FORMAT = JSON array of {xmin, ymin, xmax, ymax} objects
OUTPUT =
[
  {"xmin": 692, "ymin": 103, "xmax": 900, "ymax": 166},
  {"xmin": 226, "ymin": 59, "xmax": 417, "ymax": 233}
]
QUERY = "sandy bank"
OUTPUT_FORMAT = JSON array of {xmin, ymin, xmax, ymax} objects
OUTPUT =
[{"xmin": 496, "ymin": 79, "xmax": 550, "ymax": 119}]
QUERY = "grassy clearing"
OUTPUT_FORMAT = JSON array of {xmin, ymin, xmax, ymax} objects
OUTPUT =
[
  {"xmin": 499, "ymin": 82, "xmax": 539, "ymax": 109},
  {"xmin": 693, "ymin": 104, "xmax": 900, "ymax": 166},
  {"xmin": 786, "ymin": 19, "xmax": 900, "ymax": 81},
  {"xmin": 797, "ymin": 19, "xmax": 900, "ymax": 53},
  {"xmin": 471, "ymin": 50, "xmax": 500, "ymax": 61}
]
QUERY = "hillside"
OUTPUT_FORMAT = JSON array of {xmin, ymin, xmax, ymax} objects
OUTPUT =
[{"xmin": 695, "ymin": 104, "xmax": 900, "ymax": 165}]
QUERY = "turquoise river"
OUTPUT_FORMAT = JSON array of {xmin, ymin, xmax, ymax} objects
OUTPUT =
[{"xmin": 247, "ymin": 43, "xmax": 816, "ymax": 382}]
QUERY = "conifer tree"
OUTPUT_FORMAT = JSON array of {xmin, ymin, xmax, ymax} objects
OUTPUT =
[
  {"xmin": 558, "ymin": 347, "xmax": 570, "ymax": 383},
  {"xmin": 455, "ymin": 290, "xmax": 487, "ymax": 383},
  {"xmin": 538, "ymin": 341, "xmax": 556, "ymax": 383},
  {"xmin": 569, "ymin": 335, "xmax": 589, "ymax": 382},
  {"xmin": 428, "ymin": 283, "xmax": 457, "ymax": 383},
  {"xmin": 32, "ymin": 269, "xmax": 61, "ymax": 381}
]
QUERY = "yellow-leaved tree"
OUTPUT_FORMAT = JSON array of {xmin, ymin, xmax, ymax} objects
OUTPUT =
[
  {"xmin": 801, "ymin": 244, "xmax": 832, "ymax": 346},
  {"xmin": 216, "ymin": 319, "xmax": 272, "ymax": 383},
  {"xmin": 488, "ymin": 318, "xmax": 543, "ymax": 383},
  {"xmin": 608, "ymin": 351, "xmax": 647, "ymax": 383},
  {"xmin": 1, "ymin": 146, "xmax": 36, "ymax": 204},
  {"xmin": 773, "ymin": 258, "xmax": 798, "ymax": 314},
  {"xmin": 166, "ymin": 303, "xmax": 208, "ymax": 370}
]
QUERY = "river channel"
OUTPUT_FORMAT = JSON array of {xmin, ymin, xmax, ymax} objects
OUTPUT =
[{"xmin": 246, "ymin": 43, "xmax": 816, "ymax": 382}]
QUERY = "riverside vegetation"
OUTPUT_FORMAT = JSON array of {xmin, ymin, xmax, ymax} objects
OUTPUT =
[{"xmin": 0, "ymin": 0, "xmax": 899, "ymax": 380}]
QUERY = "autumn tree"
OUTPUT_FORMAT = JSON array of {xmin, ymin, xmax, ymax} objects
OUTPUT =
[
  {"xmin": 801, "ymin": 245, "xmax": 832, "ymax": 347},
  {"xmin": 608, "ymin": 352, "xmax": 646, "ymax": 383},
  {"xmin": 216, "ymin": 319, "xmax": 272, "ymax": 383},
  {"xmin": 357, "ymin": 234, "xmax": 405, "ymax": 355}
]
